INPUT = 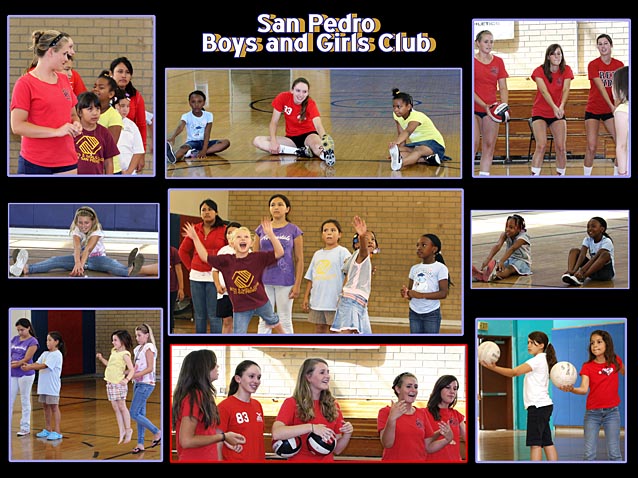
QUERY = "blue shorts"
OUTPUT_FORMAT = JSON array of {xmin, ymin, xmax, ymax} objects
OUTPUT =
[
  {"xmin": 185, "ymin": 139, "xmax": 222, "ymax": 151},
  {"xmin": 405, "ymin": 139, "xmax": 446, "ymax": 159},
  {"xmin": 330, "ymin": 295, "xmax": 372, "ymax": 334},
  {"xmin": 503, "ymin": 257, "xmax": 532, "ymax": 276}
]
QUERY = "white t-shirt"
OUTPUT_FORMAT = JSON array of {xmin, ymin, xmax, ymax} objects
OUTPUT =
[
  {"xmin": 408, "ymin": 261, "xmax": 449, "ymax": 314},
  {"xmin": 523, "ymin": 352, "xmax": 553, "ymax": 409},
  {"xmin": 117, "ymin": 117, "xmax": 145, "ymax": 172}
]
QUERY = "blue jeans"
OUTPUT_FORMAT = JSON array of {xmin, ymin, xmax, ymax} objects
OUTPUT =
[
  {"xmin": 130, "ymin": 382, "xmax": 159, "ymax": 445},
  {"xmin": 233, "ymin": 302, "xmax": 280, "ymax": 334},
  {"xmin": 28, "ymin": 255, "xmax": 129, "ymax": 276},
  {"xmin": 409, "ymin": 308, "xmax": 442, "ymax": 334},
  {"xmin": 190, "ymin": 280, "xmax": 222, "ymax": 334},
  {"xmin": 583, "ymin": 406, "xmax": 622, "ymax": 461}
]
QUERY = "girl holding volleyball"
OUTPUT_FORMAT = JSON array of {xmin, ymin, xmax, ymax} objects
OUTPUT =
[
  {"xmin": 480, "ymin": 330, "xmax": 559, "ymax": 461},
  {"xmin": 559, "ymin": 329, "xmax": 625, "ymax": 460},
  {"xmin": 271, "ymin": 357, "xmax": 353, "ymax": 462},
  {"xmin": 217, "ymin": 360, "xmax": 266, "ymax": 462},
  {"xmin": 473, "ymin": 29, "xmax": 509, "ymax": 176}
]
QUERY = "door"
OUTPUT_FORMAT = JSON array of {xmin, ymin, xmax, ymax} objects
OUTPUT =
[{"xmin": 478, "ymin": 335, "xmax": 513, "ymax": 430}]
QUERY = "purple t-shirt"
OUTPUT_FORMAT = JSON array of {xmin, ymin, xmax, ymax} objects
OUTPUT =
[
  {"xmin": 10, "ymin": 335, "xmax": 39, "ymax": 378},
  {"xmin": 255, "ymin": 222, "xmax": 303, "ymax": 286}
]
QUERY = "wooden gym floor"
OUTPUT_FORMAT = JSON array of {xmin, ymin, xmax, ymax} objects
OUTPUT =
[
  {"xmin": 477, "ymin": 429, "xmax": 626, "ymax": 462},
  {"xmin": 165, "ymin": 69, "xmax": 461, "ymax": 178},
  {"xmin": 471, "ymin": 210, "xmax": 628, "ymax": 289},
  {"xmin": 9, "ymin": 376, "xmax": 162, "ymax": 462}
]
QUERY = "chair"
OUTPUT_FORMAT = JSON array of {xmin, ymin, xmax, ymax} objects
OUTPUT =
[{"xmin": 527, "ymin": 117, "xmax": 554, "ymax": 160}]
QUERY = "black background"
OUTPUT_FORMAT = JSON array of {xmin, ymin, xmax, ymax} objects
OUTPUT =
[{"xmin": 4, "ymin": 4, "xmax": 634, "ymax": 469}]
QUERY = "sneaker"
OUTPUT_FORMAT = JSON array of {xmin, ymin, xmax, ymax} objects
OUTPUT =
[
  {"xmin": 561, "ymin": 273, "xmax": 572, "ymax": 285},
  {"xmin": 424, "ymin": 154, "xmax": 441, "ymax": 166},
  {"xmin": 483, "ymin": 259, "xmax": 498, "ymax": 282},
  {"xmin": 166, "ymin": 141, "xmax": 177, "ymax": 164},
  {"xmin": 17, "ymin": 429, "xmax": 30, "ymax": 437},
  {"xmin": 47, "ymin": 431, "xmax": 63, "ymax": 440},
  {"xmin": 295, "ymin": 146, "xmax": 313, "ymax": 158},
  {"xmin": 389, "ymin": 145, "xmax": 402, "ymax": 171},
  {"xmin": 184, "ymin": 148, "xmax": 198, "ymax": 159},
  {"xmin": 563, "ymin": 274, "xmax": 583, "ymax": 286},
  {"xmin": 10, "ymin": 249, "xmax": 28, "ymax": 277},
  {"xmin": 36, "ymin": 429, "xmax": 50, "ymax": 438},
  {"xmin": 322, "ymin": 149, "xmax": 336, "ymax": 167},
  {"xmin": 472, "ymin": 265, "xmax": 487, "ymax": 282}
]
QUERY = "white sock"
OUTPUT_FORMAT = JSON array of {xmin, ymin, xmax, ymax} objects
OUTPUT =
[
  {"xmin": 556, "ymin": 167, "xmax": 566, "ymax": 176},
  {"xmin": 478, "ymin": 171, "xmax": 490, "ymax": 176},
  {"xmin": 279, "ymin": 145, "xmax": 298, "ymax": 154},
  {"xmin": 583, "ymin": 166, "xmax": 593, "ymax": 176},
  {"xmin": 531, "ymin": 167, "xmax": 542, "ymax": 176},
  {"xmin": 613, "ymin": 165, "xmax": 619, "ymax": 176}
]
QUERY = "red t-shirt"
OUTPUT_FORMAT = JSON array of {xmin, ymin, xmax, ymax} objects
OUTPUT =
[
  {"xmin": 218, "ymin": 395, "xmax": 266, "ymax": 462},
  {"xmin": 581, "ymin": 355, "xmax": 623, "ymax": 410},
  {"xmin": 423, "ymin": 407, "xmax": 465, "ymax": 462},
  {"xmin": 178, "ymin": 222, "xmax": 227, "ymax": 273},
  {"xmin": 175, "ymin": 395, "xmax": 219, "ymax": 462},
  {"xmin": 474, "ymin": 55, "xmax": 509, "ymax": 113},
  {"xmin": 272, "ymin": 91, "xmax": 320, "ymax": 137},
  {"xmin": 531, "ymin": 64, "xmax": 574, "ymax": 118},
  {"xmin": 275, "ymin": 397, "xmax": 343, "ymax": 462},
  {"xmin": 10, "ymin": 72, "xmax": 78, "ymax": 168},
  {"xmin": 377, "ymin": 406, "xmax": 428, "ymax": 461},
  {"xmin": 586, "ymin": 57, "xmax": 624, "ymax": 114},
  {"xmin": 127, "ymin": 92, "xmax": 147, "ymax": 148},
  {"xmin": 207, "ymin": 251, "xmax": 277, "ymax": 312},
  {"xmin": 75, "ymin": 123, "xmax": 120, "ymax": 174}
]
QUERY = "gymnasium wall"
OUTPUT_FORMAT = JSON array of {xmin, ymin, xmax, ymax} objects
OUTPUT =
[
  {"xmin": 475, "ymin": 20, "xmax": 629, "ymax": 78},
  {"xmin": 9, "ymin": 204, "xmax": 159, "ymax": 232}
]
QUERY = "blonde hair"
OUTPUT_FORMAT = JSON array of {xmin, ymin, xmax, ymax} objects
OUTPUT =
[
  {"xmin": 70, "ymin": 206, "xmax": 102, "ymax": 240},
  {"xmin": 228, "ymin": 226, "xmax": 253, "ymax": 244}
]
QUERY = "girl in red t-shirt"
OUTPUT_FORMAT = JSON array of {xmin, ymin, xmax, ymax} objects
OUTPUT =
[
  {"xmin": 252, "ymin": 77, "xmax": 335, "ymax": 165},
  {"xmin": 171, "ymin": 349, "xmax": 246, "ymax": 462},
  {"xmin": 559, "ymin": 329, "xmax": 625, "ymax": 461}
]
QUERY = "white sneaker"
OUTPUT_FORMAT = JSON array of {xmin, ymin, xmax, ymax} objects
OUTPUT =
[
  {"xmin": 389, "ymin": 145, "xmax": 402, "ymax": 171},
  {"xmin": 10, "ymin": 249, "xmax": 28, "ymax": 277},
  {"xmin": 184, "ymin": 149, "xmax": 198, "ymax": 158},
  {"xmin": 17, "ymin": 429, "xmax": 30, "ymax": 437}
]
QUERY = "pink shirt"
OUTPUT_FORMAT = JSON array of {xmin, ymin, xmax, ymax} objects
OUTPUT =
[{"xmin": 10, "ymin": 72, "xmax": 78, "ymax": 168}]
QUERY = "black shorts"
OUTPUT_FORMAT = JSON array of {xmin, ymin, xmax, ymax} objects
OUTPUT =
[
  {"xmin": 531, "ymin": 116, "xmax": 565, "ymax": 127},
  {"xmin": 287, "ymin": 132, "xmax": 318, "ymax": 148},
  {"xmin": 474, "ymin": 111, "xmax": 488, "ymax": 118},
  {"xmin": 526, "ymin": 404, "xmax": 554, "ymax": 447},
  {"xmin": 216, "ymin": 295, "xmax": 233, "ymax": 318},
  {"xmin": 585, "ymin": 111, "xmax": 614, "ymax": 121},
  {"xmin": 584, "ymin": 258, "xmax": 615, "ymax": 281}
]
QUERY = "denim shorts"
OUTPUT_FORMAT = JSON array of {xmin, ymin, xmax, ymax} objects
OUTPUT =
[
  {"xmin": 185, "ymin": 139, "xmax": 222, "ymax": 151},
  {"xmin": 405, "ymin": 139, "xmax": 445, "ymax": 159},
  {"xmin": 331, "ymin": 296, "xmax": 372, "ymax": 334},
  {"xmin": 504, "ymin": 257, "xmax": 532, "ymax": 275}
]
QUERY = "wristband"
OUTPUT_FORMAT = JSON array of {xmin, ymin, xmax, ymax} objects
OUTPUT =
[{"xmin": 221, "ymin": 432, "xmax": 226, "ymax": 442}]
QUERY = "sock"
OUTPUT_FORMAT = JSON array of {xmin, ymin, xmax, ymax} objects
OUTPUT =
[
  {"xmin": 583, "ymin": 166, "xmax": 593, "ymax": 176},
  {"xmin": 478, "ymin": 171, "xmax": 490, "ymax": 176},
  {"xmin": 613, "ymin": 165, "xmax": 619, "ymax": 176},
  {"xmin": 279, "ymin": 145, "xmax": 298, "ymax": 155},
  {"xmin": 556, "ymin": 167, "xmax": 566, "ymax": 176},
  {"xmin": 531, "ymin": 167, "xmax": 541, "ymax": 176}
]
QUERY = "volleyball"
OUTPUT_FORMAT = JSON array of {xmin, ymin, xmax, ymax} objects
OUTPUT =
[
  {"xmin": 550, "ymin": 361, "xmax": 578, "ymax": 388},
  {"xmin": 488, "ymin": 102, "xmax": 510, "ymax": 123},
  {"xmin": 307, "ymin": 431, "xmax": 337, "ymax": 455},
  {"xmin": 478, "ymin": 340, "xmax": 501, "ymax": 365},
  {"xmin": 272, "ymin": 437, "xmax": 302, "ymax": 458}
]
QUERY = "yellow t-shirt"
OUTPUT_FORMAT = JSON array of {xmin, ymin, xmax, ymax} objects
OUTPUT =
[
  {"xmin": 104, "ymin": 348, "xmax": 130, "ymax": 384},
  {"xmin": 393, "ymin": 109, "xmax": 445, "ymax": 147},
  {"xmin": 97, "ymin": 106, "xmax": 123, "ymax": 173}
]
